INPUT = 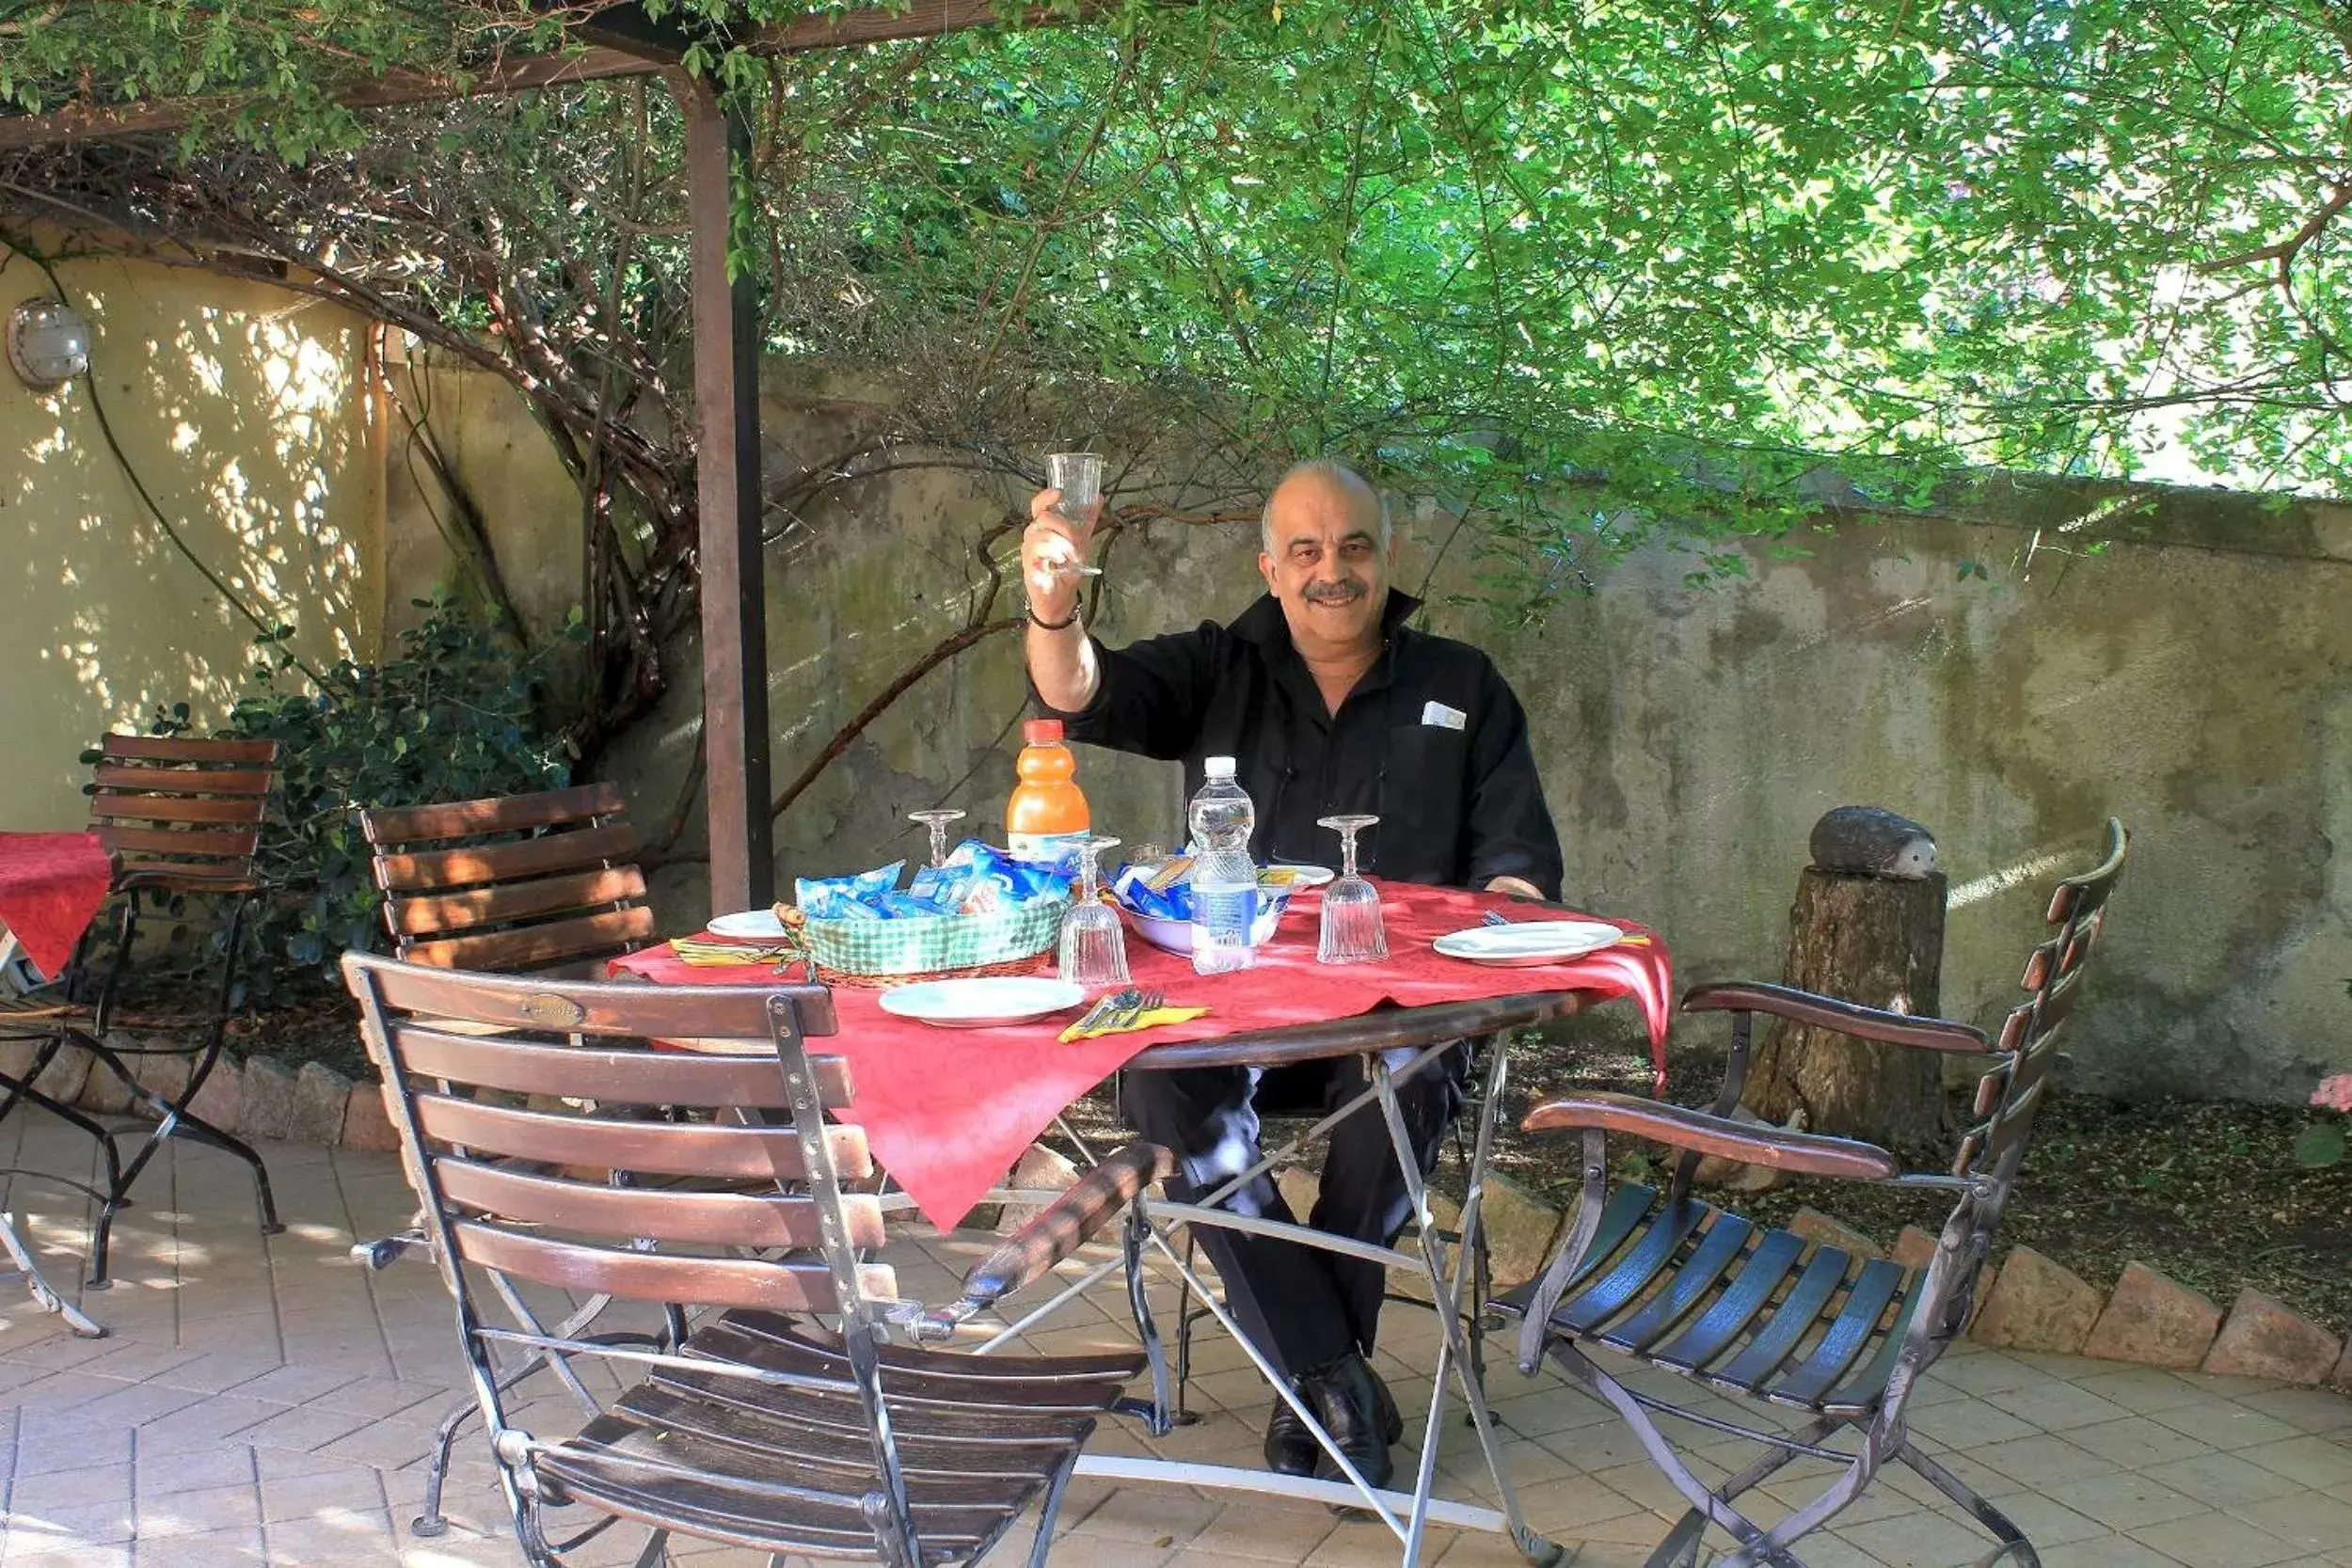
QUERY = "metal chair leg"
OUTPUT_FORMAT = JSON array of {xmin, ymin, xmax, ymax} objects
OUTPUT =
[
  {"xmin": 1026, "ymin": 1448, "xmax": 1082, "ymax": 1568},
  {"xmin": 1896, "ymin": 1440, "xmax": 2042, "ymax": 1568},
  {"xmin": 92, "ymin": 1036, "xmax": 280, "ymax": 1286}
]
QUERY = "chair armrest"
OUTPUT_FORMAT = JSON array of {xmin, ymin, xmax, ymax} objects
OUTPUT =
[
  {"xmin": 1522, "ymin": 1091, "xmax": 1900, "ymax": 1181},
  {"xmin": 1682, "ymin": 982, "xmax": 1992, "ymax": 1055},
  {"xmin": 954, "ymin": 1140, "xmax": 1176, "ymax": 1312},
  {"xmin": 113, "ymin": 866, "xmax": 262, "ymax": 896}
]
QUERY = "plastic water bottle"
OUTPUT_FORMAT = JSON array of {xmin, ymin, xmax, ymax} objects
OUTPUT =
[{"xmin": 1189, "ymin": 757, "xmax": 1258, "ymax": 975}]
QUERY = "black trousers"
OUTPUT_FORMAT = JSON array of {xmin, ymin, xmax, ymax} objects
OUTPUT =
[{"xmin": 1121, "ymin": 1038, "xmax": 1474, "ymax": 1380}]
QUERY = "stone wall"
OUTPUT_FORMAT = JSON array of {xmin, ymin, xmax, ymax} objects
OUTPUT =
[{"xmin": 387, "ymin": 365, "xmax": 2352, "ymax": 1105}]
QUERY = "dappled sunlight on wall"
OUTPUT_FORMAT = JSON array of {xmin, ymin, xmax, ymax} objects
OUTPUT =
[{"xmin": 0, "ymin": 245, "xmax": 381, "ymax": 828}]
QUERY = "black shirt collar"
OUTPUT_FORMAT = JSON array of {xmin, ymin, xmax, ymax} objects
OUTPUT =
[{"xmin": 1231, "ymin": 588, "xmax": 1421, "ymax": 721}]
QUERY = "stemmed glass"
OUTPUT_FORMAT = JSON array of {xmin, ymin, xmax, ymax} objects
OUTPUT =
[
  {"xmin": 1316, "ymin": 815, "xmax": 1388, "ymax": 963},
  {"xmin": 908, "ymin": 807, "xmax": 966, "ymax": 868},
  {"xmin": 1041, "ymin": 451, "xmax": 1104, "ymax": 578},
  {"xmin": 1057, "ymin": 835, "xmax": 1131, "ymax": 987}
]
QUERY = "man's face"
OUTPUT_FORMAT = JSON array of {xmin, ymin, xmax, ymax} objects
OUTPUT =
[{"xmin": 1257, "ymin": 474, "xmax": 1392, "ymax": 655}]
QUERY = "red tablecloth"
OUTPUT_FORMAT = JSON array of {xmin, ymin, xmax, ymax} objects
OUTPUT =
[
  {"xmin": 0, "ymin": 832, "xmax": 113, "ymax": 979},
  {"xmin": 612, "ymin": 880, "xmax": 1672, "ymax": 1228}
]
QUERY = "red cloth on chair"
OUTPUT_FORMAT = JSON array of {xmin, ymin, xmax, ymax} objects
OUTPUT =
[
  {"xmin": 613, "ymin": 880, "xmax": 1672, "ymax": 1229},
  {"xmin": 0, "ymin": 832, "xmax": 114, "ymax": 980}
]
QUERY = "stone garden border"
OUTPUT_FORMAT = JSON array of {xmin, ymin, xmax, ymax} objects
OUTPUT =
[{"xmin": 20, "ymin": 1035, "xmax": 2348, "ymax": 1394}]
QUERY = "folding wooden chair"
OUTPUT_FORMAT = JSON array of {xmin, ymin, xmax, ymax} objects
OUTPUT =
[
  {"xmin": 350, "ymin": 781, "xmax": 657, "ymax": 1532},
  {"xmin": 1494, "ymin": 819, "xmax": 2128, "ymax": 1568},
  {"xmin": 342, "ymin": 953, "xmax": 1169, "ymax": 1566},
  {"xmin": 359, "ymin": 781, "xmax": 655, "ymax": 978},
  {"xmin": 0, "ymin": 736, "xmax": 283, "ymax": 1288}
]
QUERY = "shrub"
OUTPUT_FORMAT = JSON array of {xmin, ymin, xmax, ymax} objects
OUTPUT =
[{"xmin": 145, "ymin": 597, "xmax": 576, "ymax": 991}]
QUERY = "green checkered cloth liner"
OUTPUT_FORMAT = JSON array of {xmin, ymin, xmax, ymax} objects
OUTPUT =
[{"xmin": 803, "ymin": 895, "xmax": 1069, "ymax": 978}]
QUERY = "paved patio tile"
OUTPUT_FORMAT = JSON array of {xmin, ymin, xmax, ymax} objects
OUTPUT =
[
  {"xmin": 4, "ymin": 1122, "xmax": 2350, "ymax": 1566},
  {"xmin": 134, "ymin": 1482, "xmax": 264, "ymax": 1541},
  {"xmin": 1970, "ymin": 1431, "xmax": 2122, "ymax": 1489},
  {"xmin": 140, "ymin": 1525, "xmax": 269, "ymax": 1566},
  {"xmin": 2066, "ymin": 1413, "xmax": 2220, "ymax": 1469},
  {"xmin": 132, "ymin": 1448, "xmax": 257, "ymax": 1500},
  {"xmin": 2032, "ymin": 1537, "xmax": 2189, "ymax": 1567},
  {"xmin": 2130, "ymin": 1508, "xmax": 2301, "ymax": 1568},
  {"xmin": 2137, "ymin": 1449, "xmax": 2310, "ymax": 1511},
  {"xmin": 2046, "ymin": 1467, "xmax": 2214, "ymax": 1531},
  {"xmin": 1982, "ymin": 1377, "xmax": 2136, "ymax": 1432}
]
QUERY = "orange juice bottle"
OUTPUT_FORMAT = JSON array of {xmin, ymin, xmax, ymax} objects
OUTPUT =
[{"xmin": 1007, "ymin": 719, "xmax": 1089, "ymax": 865}]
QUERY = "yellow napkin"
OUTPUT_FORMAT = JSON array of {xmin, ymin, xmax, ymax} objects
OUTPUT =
[
  {"xmin": 671, "ymin": 938, "xmax": 801, "ymax": 967},
  {"xmin": 1058, "ymin": 1006, "xmax": 1210, "ymax": 1044}
]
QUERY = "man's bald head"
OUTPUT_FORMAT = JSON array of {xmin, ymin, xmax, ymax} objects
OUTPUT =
[
  {"xmin": 1255, "ymin": 459, "xmax": 1397, "ymax": 661},
  {"xmin": 1261, "ymin": 461, "xmax": 1390, "ymax": 554}
]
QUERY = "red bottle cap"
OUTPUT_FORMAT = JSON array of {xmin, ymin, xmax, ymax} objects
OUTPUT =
[{"xmin": 1023, "ymin": 718, "xmax": 1065, "ymax": 746}]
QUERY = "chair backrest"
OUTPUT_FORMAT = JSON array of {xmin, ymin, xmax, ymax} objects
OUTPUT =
[
  {"xmin": 340, "ymin": 953, "xmax": 884, "ymax": 1319},
  {"xmin": 1956, "ymin": 816, "xmax": 2129, "ymax": 1188},
  {"xmin": 359, "ymin": 783, "xmax": 654, "ymax": 974},
  {"xmin": 87, "ymin": 735, "xmax": 278, "ymax": 892},
  {"xmin": 1923, "ymin": 817, "xmax": 2128, "ymax": 1338}
]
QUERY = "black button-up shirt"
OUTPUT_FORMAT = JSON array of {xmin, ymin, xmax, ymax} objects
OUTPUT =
[{"xmin": 1036, "ymin": 590, "xmax": 1564, "ymax": 898}]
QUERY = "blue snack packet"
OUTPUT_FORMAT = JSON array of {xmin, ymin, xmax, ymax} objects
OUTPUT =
[
  {"xmin": 795, "ymin": 861, "xmax": 905, "ymax": 920},
  {"xmin": 1112, "ymin": 864, "xmax": 1189, "ymax": 921},
  {"xmin": 875, "ymin": 890, "xmax": 951, "ymax": 920},
  {"xmin": 932, "ymin": 840, "xmax": 1064, "ymax": 913}
]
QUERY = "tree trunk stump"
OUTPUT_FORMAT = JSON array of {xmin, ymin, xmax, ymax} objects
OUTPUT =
[{"xmin": 1742, "ymin": 867, "xmax": 1948, "ymax": 1151}]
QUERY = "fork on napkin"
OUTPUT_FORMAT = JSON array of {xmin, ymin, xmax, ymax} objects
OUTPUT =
[
  {"xmin": 1058, "ymin": 988, "xmax": 1207, "ymax": 1043},
  {"xmin": 671, "ymin": 937, "xmax": 803, "ymax": 966}
]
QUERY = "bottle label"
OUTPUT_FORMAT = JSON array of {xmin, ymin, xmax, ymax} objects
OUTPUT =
[
  {"xmin": 1191, "ymin": 879, "xmax": 1259, "ymax": 974},
  {"xmin": 1008, "ymin": 830, "xmax": 1090, "ymax": 869}
]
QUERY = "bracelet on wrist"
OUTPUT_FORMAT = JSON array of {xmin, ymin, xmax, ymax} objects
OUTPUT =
[{"xmin": 1026, "ymin": 602, "xmax": 1081, "ymax": 632}]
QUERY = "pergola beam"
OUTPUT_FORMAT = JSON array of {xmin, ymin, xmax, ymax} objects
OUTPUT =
[
  {"xmin": 2, "ymin": 0, "xmax": 1099, "ymax": 914},
  {"xmin": 0, "ymin": 1, "xmax": 1059, "ymax": 150}
]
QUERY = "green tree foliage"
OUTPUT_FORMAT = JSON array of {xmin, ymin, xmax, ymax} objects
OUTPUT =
[
  {"xmin": 6, "ymin": 1, "xmax": 2346, "ymax": 784},
  {"xmin": 8, "ymin": 2, "xmax": 2344, "ymax": 499}
]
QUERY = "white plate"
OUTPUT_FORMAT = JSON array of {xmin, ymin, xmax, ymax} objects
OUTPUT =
[
  {"xmin": 707, "ymin": 909, "xmax": 789, "ymax": 941},
  {"xmin": 878, "ymin": 976, "xmax": 1087, "ymax": 1028},
  {"xmin": 1266, "ymin": 863, "xmax": 1335, "ymax": 889},
  {"xmin": 1432, "ymin": 920, "xmax": 1624, "ymax": 967}
]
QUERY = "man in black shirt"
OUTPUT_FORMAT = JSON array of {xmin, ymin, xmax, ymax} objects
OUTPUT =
[{"xmin": 1023, "ymin": 460, "xmax": 1563, "ymax": 1493}]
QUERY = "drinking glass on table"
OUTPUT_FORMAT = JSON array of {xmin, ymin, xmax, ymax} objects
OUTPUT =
[
  {"xmin": 1316, "ymin": 815, "xmax": 1388, "ymax": 963},
  {"xmin": 908, "ymin": 807, "xmax": 966, "ymax": 868},
  {"xmin": 1057, "ymin": 834, "xmax": 1131, "ymax": 988},
  {"xmin": 1041, "ymin": 452, "xmax": 1104, "ymax": 578}
]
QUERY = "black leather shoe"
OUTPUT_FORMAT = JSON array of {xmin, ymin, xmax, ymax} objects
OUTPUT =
[
  {"xmin": 1304, "ymin": 1351, "xmax": 1394, "ymax": 1494},
  {"xmin": 1263, "ymin": 1383, "xmax": 1318, "ymax": 1476}
]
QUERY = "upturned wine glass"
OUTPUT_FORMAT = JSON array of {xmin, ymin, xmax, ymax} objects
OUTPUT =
[
  {"xmin": 908, "ymin": 807, "xmax": 966, "ymax": 868},
  {"xmin": 1057, "ymin": 834, "xmax": 1131, "ymax": 988},
  {"xmin": 1316, "ymin": 815, "xmax": 1387, "ymax": 963}
]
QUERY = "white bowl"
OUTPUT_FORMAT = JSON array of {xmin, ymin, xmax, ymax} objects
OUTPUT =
[{"xmin": 1126, "ymin": 900, "xmax": 1284, "ymax": 956}]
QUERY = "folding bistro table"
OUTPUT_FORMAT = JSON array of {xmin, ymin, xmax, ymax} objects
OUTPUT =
[{"xmin": 617, "ymin": 879, "xmax": 1674, "ymax": 1565}]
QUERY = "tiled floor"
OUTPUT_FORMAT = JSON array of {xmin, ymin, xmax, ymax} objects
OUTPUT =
[{"xmin": 3, "ymin": 1106, "xmax": 2349, "ymax": 1566}]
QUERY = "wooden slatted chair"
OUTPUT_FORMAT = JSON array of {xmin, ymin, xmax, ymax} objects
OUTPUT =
[
  {"xmin": 352, "ymin": 783, "xmax": 658, "ymax": 1533},
  {"xmin": 1492, "ymin": 819, "xmax": 2128, "ymax": 1568},
  {"xmin": 0, "ymin": 736, "xmax": 284, "ymax": 1287},
  {"xmin": 359, "ymin": 782, "xmax": 655, "ymax": 978},
  {"xmin": 342, "ymin": 953, "xmax": 1170, "ymax": 1567}
]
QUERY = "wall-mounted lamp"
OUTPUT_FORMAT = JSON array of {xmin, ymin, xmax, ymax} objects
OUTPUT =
[{"xmin": 7, "ymin": 297, "xmax": 92, "ymax": 390}]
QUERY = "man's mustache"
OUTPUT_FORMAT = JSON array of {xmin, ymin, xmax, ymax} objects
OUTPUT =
[{"xmin": 1302, "ymin": 580, "xmax": 1366, "ymax": 604}]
